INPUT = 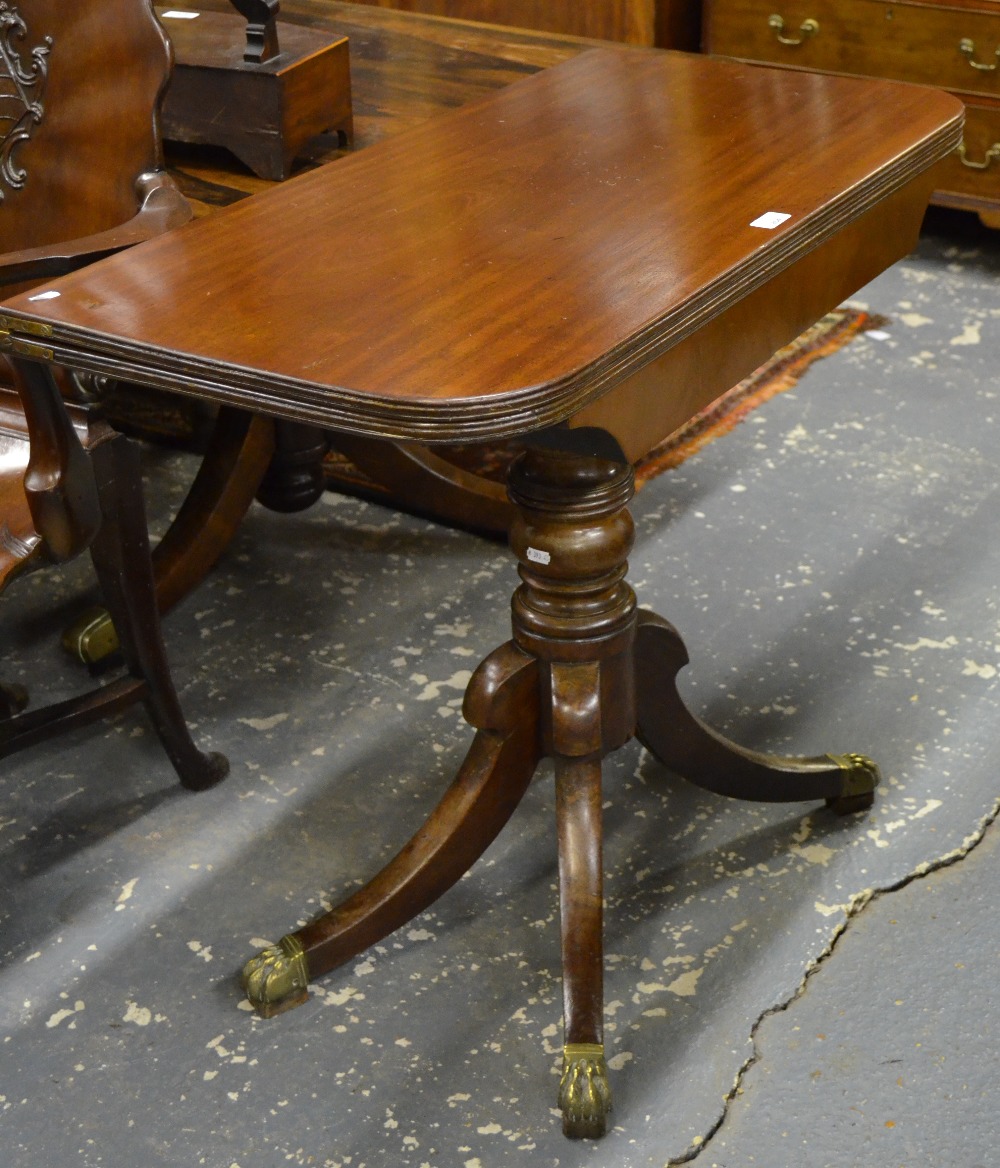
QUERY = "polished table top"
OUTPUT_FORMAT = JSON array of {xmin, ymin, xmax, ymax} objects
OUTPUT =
[{"xmin": 1, "ymin": 48, "xmax": 962, "ymax": 447}]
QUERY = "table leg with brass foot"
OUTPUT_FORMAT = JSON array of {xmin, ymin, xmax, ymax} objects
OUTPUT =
[
  {"xmin": 556, "ymin": 756, "xmax": 612, "ymax": 1138},
  {"xmin": 633, "ymin": 611, "xmax": 880, "ymax": 813}
]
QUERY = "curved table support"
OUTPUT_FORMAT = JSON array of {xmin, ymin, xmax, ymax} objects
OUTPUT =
[
  {"xmin": 242, "ymin": 443, "xmax": 879, "ymax": 1136},
  {"xmin": 244, "ymin": 641, "xmax": 542, "ymax": 1015},
  {"xmin": 152, "ymin": 408, "xmax": 276, "ymax": 612},
  {"xmin": 635, "ymin": 610, "xmax": 880, "ymax": 814},
  {"xmin": 330, "ymin": 433, "xmax": 512, "ymax": 538}
]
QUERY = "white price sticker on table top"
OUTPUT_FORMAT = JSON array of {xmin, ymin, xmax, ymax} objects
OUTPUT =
[
  {"xmin": 161, "ymin": 10, "xmax": 200, "ymax": 18},
  {"xmin": 750, "ymin": 211, "xmax": 791, "ymax": 230}
]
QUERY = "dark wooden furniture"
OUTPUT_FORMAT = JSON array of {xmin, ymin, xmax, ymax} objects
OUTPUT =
[
  {"xmin": 1, "ymin": 48, "xmax": 961, "ymax": 1135},
  {"xmin": 229, "ymin": 0, "xmax": 279, "ymax": 58},
  {"xmin": 157, "ymin": 2, "xmax": 353, "ymax": 180},
  {"xmin": 336, "ymin": 0, "xmax": 700, "ymax": 48},
  {"xmin": 0, "ymin": 0, "xmax": 227, "ymax": 789},
  {"xmin": 703, "ymin": 0, "xmax": 1000, "ymax": 228}
]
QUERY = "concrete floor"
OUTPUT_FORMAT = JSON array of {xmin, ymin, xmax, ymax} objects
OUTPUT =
[
  {"xmin": 2, "ymin": 206, "xmax": 1000, "ymax": 1167},
  {"xmin": 707, "ymin": 813, "xmax": 1000, "ymax": 1168}
]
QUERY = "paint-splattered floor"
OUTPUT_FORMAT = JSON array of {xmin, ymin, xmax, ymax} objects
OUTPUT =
[{"xmin": 2, "ymin": 206, "xmax": 999, "ymax": 1167}]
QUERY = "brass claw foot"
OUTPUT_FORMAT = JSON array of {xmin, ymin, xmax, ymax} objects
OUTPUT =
[
  {"xmin": 558, "ymin": 1043, "xmax": 612, "ymax": 1139},
  {"xmin": 825, "ymin": 752, "xmax": 880, "ymax": 814},
  {"xmin": 242, "ymin": 935, "xmax": 310, "ymax": 1017}
]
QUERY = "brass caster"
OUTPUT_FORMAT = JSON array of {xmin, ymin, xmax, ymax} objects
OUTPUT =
[
  {"xmin": 62, "ymin": 605, "xmax": 120, "ymax": 666},
  {"xmin": 242, "ymin": 934, "xmax": 310, "ymax": 1018},
  {"xmin": 825, "ymin": 752, "xmax": 880, "ymax": 815},
  {"xmin": 558, "ymin": 1042, "xmax": 612, "ymax": 1139}
]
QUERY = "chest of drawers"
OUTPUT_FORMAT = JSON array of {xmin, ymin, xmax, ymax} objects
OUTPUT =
[{"xmin": 703, "ymin": 0, "xmax": 1000, "ymax": 226}]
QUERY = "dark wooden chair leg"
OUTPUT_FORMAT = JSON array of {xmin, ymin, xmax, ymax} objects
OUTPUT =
[
  {"xmin": 634, "ymin": 611, "xmax": 880, "ymax": 814},
  {"xmin": 242, "ymin": 642, "xmax": 542, "ymax": 1016},
  {"xmin": 64, "ymin": 407, "xmax": 275, "ymax": 665},
  {"xmin": 88, "ymin": 432, "xmax": 228, "ymax": 791}
]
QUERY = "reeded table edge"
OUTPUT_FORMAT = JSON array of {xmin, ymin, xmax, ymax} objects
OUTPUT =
[{"xmin": 0, "ymin": 104, "xmax": 962, "ymax": 445}]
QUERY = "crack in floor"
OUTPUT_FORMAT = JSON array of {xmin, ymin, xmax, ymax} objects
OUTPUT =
[{"xmin": 664, "ymin": 792, "xmax": 1000, "ymax": 1167}]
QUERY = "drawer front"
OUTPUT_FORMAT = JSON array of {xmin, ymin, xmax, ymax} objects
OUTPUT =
[
  {"xmin": 934, "ymin": 102, "xmax": 1000, "ymax": 201},
  {"xmin": 704, "ymin": 0, "xmax": 1000, "ymax": 98}
]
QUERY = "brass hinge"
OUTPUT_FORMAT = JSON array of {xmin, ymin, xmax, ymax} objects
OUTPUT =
[
  {"xmin": 11, "ymin": 337, "xmax": 54, "ymax": 360},
  {"xmin": 0, "ymin": 315, "xmax": 53, "ymax": 338},
  {"xmin": 0, "ymin": 315, "xmax": 55, "ymax": 359}
]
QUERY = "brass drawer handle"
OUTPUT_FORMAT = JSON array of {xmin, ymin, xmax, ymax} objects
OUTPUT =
[
  {"xmin": 768, "ymin": 14, "xmax": 819, "ymax": 45},
  {"xmin": 958, "ymin": 140, "xmax": 1000, "ymax": 169},
  {"xmin": 959, "ymin": 37, "xmax": 1000, "ymax": 71}
]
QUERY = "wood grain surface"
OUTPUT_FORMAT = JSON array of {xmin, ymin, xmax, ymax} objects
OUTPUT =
[
  {"xmin": 333, "ymin": 0, "xmax": 658, "ymax": 44},
  {"xmin": 2, "ymin": 46, "xmax": 962, "ymax": 445}
]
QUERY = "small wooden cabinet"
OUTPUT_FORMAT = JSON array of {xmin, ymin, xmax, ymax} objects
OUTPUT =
[{"xmin": 703, "ymin": 0, "xmax": 1000, "ymax": 226}]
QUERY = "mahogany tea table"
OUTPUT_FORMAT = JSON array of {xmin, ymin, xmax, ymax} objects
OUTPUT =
[{"xmin": 0, "ymin": 48, "xmax": 962, "ymax": 1137}]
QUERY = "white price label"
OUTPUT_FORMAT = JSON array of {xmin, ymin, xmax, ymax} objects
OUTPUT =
[{"xmin": 750, "ymin": 211, "xmax": 791, "ymax": 230}]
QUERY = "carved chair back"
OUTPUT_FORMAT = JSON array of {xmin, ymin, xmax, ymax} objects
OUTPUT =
[
  {"xmin": 0, "ymin": 0, "xmax": 187, "ymax": 583},
  {"xmin": 0, "ymin": 0, "xmax": 176, "ymax": 252},
  {"xmin": 0, "ymin": 1, "xmax": 227, "ymax": 790}
]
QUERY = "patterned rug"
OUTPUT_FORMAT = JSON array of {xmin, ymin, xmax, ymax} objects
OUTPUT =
[{"xmin": 323, "ymin": 307, "xmax": 887, "ymax": 500}]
